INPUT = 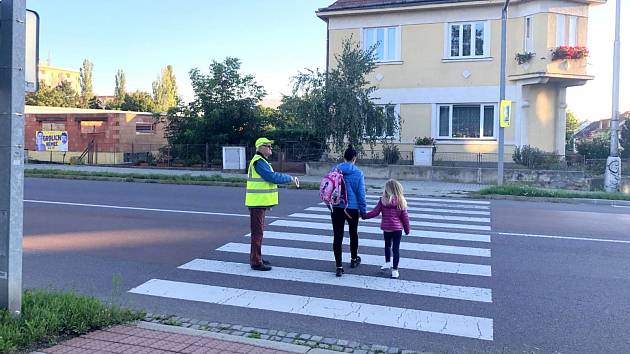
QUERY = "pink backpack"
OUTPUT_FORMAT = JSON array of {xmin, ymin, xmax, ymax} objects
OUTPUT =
[{"xmin": 319, "ymin": 168, "xmax": 348, "ymax": 211}]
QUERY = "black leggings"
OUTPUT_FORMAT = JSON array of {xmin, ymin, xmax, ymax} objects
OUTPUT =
[
  {"xmin": 384, "ymin": 230, "xmax": 402, "ymax": 269},
  {"xmin": 331, "ymin": 208, "xmax": 359, "ymax": 268}
]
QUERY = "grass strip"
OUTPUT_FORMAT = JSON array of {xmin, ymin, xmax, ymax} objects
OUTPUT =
[
  {"xmin": 476, "ymin": 184, "xmax": 630, "ymax": 201},
  {"xmin": 25, "ymin": 168, "xmax": 320, "ymax": 190},
  {"xmin": 0, "ymin": 290, "xmax": 144, "ymax": 353}
]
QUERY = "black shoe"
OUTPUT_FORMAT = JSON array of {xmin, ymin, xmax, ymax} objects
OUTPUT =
[
  {"xmin": 262, "ymin": 259, "xmax": 271, "ymax": 265},
  {"xmin": 350, "ymin": 256, "xmax": 361, "ymax": 268},
  {"xmin": 251, "ymin": 264, "xmax": 272, "ymax": 271},
  {"xmin": 335, "ymin": 267, "xmax": 344, "ymax": 277}
]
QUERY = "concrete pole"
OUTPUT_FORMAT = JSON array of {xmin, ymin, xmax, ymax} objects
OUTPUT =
[
  {"xmin": 605, "ymin": 0, "xmax": 621, "ymax": 192},
  {"xmin": 498, "ymin": 0, "xmax": 510, "ymax": 185},
  {"xmin": 0, "ymin": 0, "xmax": 26, "ymax": 316}
]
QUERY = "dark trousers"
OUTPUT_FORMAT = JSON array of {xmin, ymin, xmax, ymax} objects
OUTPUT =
[
  {"xmin": 331, "ymin": 208, "xmax": 360, "ymax": 268},
  {"xmin": 249, "ymin": 208, "xmax": 266, "ymax": 266},
  {"xmin": 384, "ymin": 230, "xmax": 403, "ymax": 269}
]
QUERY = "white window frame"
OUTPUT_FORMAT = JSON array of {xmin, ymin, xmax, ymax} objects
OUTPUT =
[
  {"xmin": 568, "ymin": 16, "xmax": 578, "ymax": 46},
  {"xmin": 135, "ymin": 122, "xmax": 155, "ymax": 134},
  {"xmin": 362, "ymin": 26, "xmax": 401, "ymax": 63},
  {"xmin": 556, "ymin": 14, "xmax": 566, "ymax": 47},
  {"xmin": 524, "ymin": 16, "xmax": 533, "ymax": 52},
  {"xmin": 446, "ymin": 21, "xmax": 489, "ymax": 59},
  {"xmin": 435, "ymin": 103, "xmax": 497, "ymax": 140}
]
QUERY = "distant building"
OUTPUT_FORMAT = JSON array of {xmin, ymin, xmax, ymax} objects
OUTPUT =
[
  {"xmin": 38, "ymin": 61, "xmax": 81, "ymax": 93},
  {"xmin": 574, "ymin": 112, "xmax": 630, "ymax": 140}
]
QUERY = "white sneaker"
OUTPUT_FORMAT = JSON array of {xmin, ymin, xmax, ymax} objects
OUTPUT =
[
  {"xmin": 391, "ymin": 269, "xmax": 399, "ymax": 279},
  {"xmin": 380, "ymin": 262, "xmax": 391, "ymax": 270}
]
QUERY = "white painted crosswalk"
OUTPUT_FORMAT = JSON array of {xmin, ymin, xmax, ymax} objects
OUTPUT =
[{"xmin": 129, "ymin": 194, "xmax": 495, "ymax": 342}]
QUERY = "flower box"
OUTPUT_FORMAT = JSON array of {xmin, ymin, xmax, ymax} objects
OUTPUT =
[{"xmin": 551, "ymin": 46, "xmax": 589, "ymax": 61}]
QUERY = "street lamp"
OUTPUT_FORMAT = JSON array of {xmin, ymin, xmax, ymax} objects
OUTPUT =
[
  {"xmin": 604, "ymin": 0, "xmax": 621, "ymax": 192},
  {"xmin": 497, "ymin": 0, "xmax": 510, "ymax": 186}
]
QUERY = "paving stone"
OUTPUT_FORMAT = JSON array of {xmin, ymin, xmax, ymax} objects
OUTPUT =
[
  {"xmin": 294, "ymin": 339, "xmax": 307, "ymax": 346},
  {"xmin": 232, "ymin": 325, "xmax": 243, "ymax": 331},
  {"xmin": 323, "ymin": 337, "xmax": 338, "ymax": 345},
  {"xmin": 286, "ymin": 332, "xmax": 299, "ymax": 338},
  {"xmin": 260, "ymin": 334, "xmax": 270, "ymax": 340},
  {"xmin": 190, "ymin": 324, "xmax": 201, "ymax": 330},
  {"xmin": 331, "ymin": 345, "xmax": 344, "ymax": 351},
  {"xmin": 318, "ymin": 343, "xmax": 331, "ymax": 350},
  {"xmin": 387, "ymin": 347, "xmax": 399, "ymax": 353},
  {"xmin": 400, "ymin": 351, "xmax": 417, "ymax": 354},
  {"xmin": 354, "ymin": 350, "xmax": 368, "ymax": 354},
  {"xmin": 299, "ymin": 334, "xmax": 312, "ymax": 340},
  {"xmin": 345, "ymin": 349, "xmax": 354, "ymax": 353},
  {"xmin": 257, "ymin": 329, "xmax": 269, "ymax": 335},
  {"xmin": 198, "ymin": 320, "xmax": 209, "ymax": 326},
  {"xmin": 270, "ymin": 336, "xmax": 281, "ymax": 341},
  {"xmin": 337, "ymin": 339, "xmax": 349, "ymax": 346},
  {"xmin": 241, "ymin": 326, "xmax": 254, "ymax": 332},
  {"xmin": 232, "ymin": 331, "xmax": 244, "ymax": 336},
  {"xmin": 189, "ymin": 319, "xmax": 201, "ymax": 325},
  {"xmin": 372, "ymin": 344, "xmax": 389, "ymax": 352},
  {"xmin": 219, "ymin": 323, "xmax": 231, "ymax": 329},
  {"xmin": 311, "ymin": 335, "xmax": 323, "ymax": 342},
  {"xmin": 282, "ymin": 338, "xmax": 294, "ymax": 343},
  {"xmin": 268, "ymin": 330, "xmax": 278, "ymax": 335},
  {"xmin": 348, "ymin": 341, "xmax": 361, "ymax": 348},
  {"xmin": 179, "ymin": 318, "xmax": 191, "ymax": 323},
  {"xmin": 276, "ymin": 331, "xmax": 287, "ymax": 337},
  {"xmin": 307, "ymin": 340, "xmax": 317, "ymax": 347},
  {"xmin": 208, "ymin": 322, "xmax": 218, "ymax": 327}
]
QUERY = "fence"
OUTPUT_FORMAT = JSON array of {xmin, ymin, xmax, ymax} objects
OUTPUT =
[{"xmin": 24, "ymin": 142, "xmax": 630, "ymax": 176}]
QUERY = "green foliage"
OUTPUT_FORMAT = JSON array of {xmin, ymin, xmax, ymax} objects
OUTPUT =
[
  {"xmin": 414, "ymin": 136, "xmax": 435, "ymax": 146},
  {"xmin": 565, "ymin": 110, "xmax": 580, "ymax": 152},
  {"xmin": 80, "ymin": 59, "xmax": 94, "ymax": 107},
  {"xmin": 26, "ymin": 81, "xmax": 81, "ymax": 108},
  {"xmin": 114, "ymin": 69, "xmax": 126, "ymax": 104},
  {"xmin": 120, "ymin": 91, "xmax": 155, "ymax": 112},
  {"xmin": 478, "ymin": 184, "xmax": 630, "ymax": 201},
  {"xmin": 576, "ymin": 133, "xmax": 610, "ymax": 159},
  {"xmin": 382, "ymin": 141, "xmax": 401, "ymax": 164},
  {"xmin": 162, "ymin": 57, "xmax": 266, "ymax": 145},
  {"xmin": 280, "ymin": 37, "xmax": 397, "ymax": 153},
  {"xmin": 512, "ymin": 145, "xmax": 561, "ymax": 169},
  {"xmin": 152, "ymin": 65, "xmax": 179, "ymax": 112},
  {"xmin": 620, "ymin": 117, "xmax": 630, "ymax": 158},
  {"xmin": 0, "ymin": 290, "xmax": 144, "ymax": 353}
]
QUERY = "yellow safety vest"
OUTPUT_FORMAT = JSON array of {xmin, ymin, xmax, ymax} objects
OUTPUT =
[{"xmin": 245, "ymin": 155, "xmax": 279, "ymax": 207}]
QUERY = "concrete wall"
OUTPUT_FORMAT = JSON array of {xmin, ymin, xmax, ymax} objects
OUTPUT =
[{"xmin": 307, "ymin": 162, "xmax": 590, "ymax": 190}]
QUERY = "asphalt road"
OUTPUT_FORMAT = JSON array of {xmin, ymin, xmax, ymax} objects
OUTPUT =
[{"xmin": 23, "ymin": 178, "xmax": 630, "ymax": 353}]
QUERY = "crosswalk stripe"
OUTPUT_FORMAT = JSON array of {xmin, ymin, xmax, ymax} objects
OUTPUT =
[
  {"xmin": 270, "ymin": 220, "xmax": 491, "ymax": 243},
  {"xmin": 217, "ymin": 243, "xmax": 492, "ymax": 277},
  {"xmin": 320, "ymin": 201, "xmax": 490, "ymax": 210},
  {"xmin": 366, "ymin": 195, "xmax": 490, "ymax": 205},
  {"xmin": 370, "ymin": 205, "xmax": 490, "ymax": 216},
  {"xmin": 305, "ymin": 207, "xmax": 491, "ymax": 223},
  {"xmin": 130, "ymin": 279, "xmax": 494, "ymax": 340},
  {"xmin": 289, "ymin": 213, "xmax": 491, "ymax": 231},
  {"xmin": 178, "ymin": 259, "xmax": 493, "ymax": 303},
  {"xmin": 256, "ymin": 231, "xmax": 491, "ymax": 257}
]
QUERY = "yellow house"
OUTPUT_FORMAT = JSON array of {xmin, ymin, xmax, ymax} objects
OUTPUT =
[
  {"xmin": 38, "ymin": 61, "xmax": 81, "ymax": 93},
  {"xmin": 317, "ymin": 0, "xmax": 605, "ymax": 159}
]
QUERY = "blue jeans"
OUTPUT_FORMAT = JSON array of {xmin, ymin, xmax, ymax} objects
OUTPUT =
[{"xmin": 384, "ymin": 230, "xmax": 402, "ymax": 269}]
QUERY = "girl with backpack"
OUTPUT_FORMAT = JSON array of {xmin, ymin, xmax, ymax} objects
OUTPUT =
[
  {"xmin": 329, "ymin": 145, "xmax": 367, "ymax": 277},
  {"xmin": 362, "ymin": 179, "xmax": 410, "ymax": 279}
]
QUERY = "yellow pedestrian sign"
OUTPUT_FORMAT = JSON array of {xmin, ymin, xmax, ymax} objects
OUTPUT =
[{"xmin": 500, "ymin": 100, "xmax": 512, "ymax": 128}]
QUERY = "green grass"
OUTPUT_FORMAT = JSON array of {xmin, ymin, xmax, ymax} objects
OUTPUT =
[
  {"xmin": 0, "ymin": 290, "xmax": 144, "ymax": 353},
  {"xmin": 477, "ymin": 184, "xmax": 630, "ymax": 201},
  {"xmin": 25, "ymin": 168, "xmax": 320, "ymax": 190}
]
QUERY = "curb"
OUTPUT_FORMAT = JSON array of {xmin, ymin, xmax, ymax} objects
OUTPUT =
[
  {"xmin": 136, "ymin": 321, "xmax": 339, "ymax": 354},
  {"xmin": 473, "ymin": 193, "xmax": 630, "ymax": 206}
]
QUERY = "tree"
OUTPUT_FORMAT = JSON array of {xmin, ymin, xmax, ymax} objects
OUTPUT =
[
  {"xmin": 620, "ymin": 113, "xmax": 630, "ymax": 158},
  {"xmin": 576, "ymin": 133, "xmax": 610, "ymax": 159},
  {"xmin": 279, "ymin": 37, "xmax": 396, "ymax": 152},
  {"xmin": 26, "ymin": 80, "xmax": 81, "ymax": 108},
  {"xmin": 162, "ymin": 57, "xmax": 266, "ymax": 145},
  {"xmin": 80, "ymin": 59, "xmax": 94, "ymax": 106},
  {"xmin": 114, "ymin": 69, "xmax": 126, "ymax": 103},
  {"xmin": 120, "ymin": 91, "xmax": 155, "ymax": 112},
  {"xmin": 565, "ymin": 110, "xmax": 580, "ymax": 152},
  {"xmin": 152, "ymin": 65, "xmax": 178, "ymax": 112}
]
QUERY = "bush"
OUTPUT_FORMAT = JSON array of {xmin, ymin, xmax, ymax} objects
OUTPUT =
[
  {"xmin": 512, "ymin": 145, "xmax": 561, "ymax": 169},
  {"xmin": 414, "ymin": 136, "xmax": 435, "ymax": 146},
  {"xmin": 576, "ymin": 134, "xmax": 610, "ymax": 159},
  {"xmin": 382, "ymin": 141, "xmax": 400, "ymax": 164}
]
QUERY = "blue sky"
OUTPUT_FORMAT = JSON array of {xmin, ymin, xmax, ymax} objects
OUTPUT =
[{"xmin": 28, "ymin": 0, "xmax": 627, "ymax": 121}]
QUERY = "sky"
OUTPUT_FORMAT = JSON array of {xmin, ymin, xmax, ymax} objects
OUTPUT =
[{"xmin": 27, "ymin": 0, "xmax": 628, "ymax": 121}]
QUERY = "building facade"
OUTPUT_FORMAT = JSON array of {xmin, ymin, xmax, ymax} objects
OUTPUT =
[
  {"xmin": 38, "ymin": 61, "xmax": 81, "ymax": 93},
  {"xmin": 317, "ymin": 0, "xmax": 604, "ymax": 158}
]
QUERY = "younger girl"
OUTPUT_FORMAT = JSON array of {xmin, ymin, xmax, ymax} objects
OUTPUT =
[{"xmin": 363, "ymin": 179, "xmax": 410, "ymax": 278}]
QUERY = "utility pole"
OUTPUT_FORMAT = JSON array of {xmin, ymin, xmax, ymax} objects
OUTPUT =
[
  {"xmin": 0, "ymin": 0, "xmax": 26, "ymax": 316},
  {"xmin": 604, "ymin": 0, "xmax": 621, "ymax": 192},
  {"xmin": 497, "ymin": 0, "xmax": 510, "ymax": 186}
]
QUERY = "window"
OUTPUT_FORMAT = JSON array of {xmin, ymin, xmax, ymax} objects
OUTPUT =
[
  {"xmin": 556, "ymin": 15, "xmax": 578, "ymax": 47},
  {"xmin": 437, "ymin": 104, "xmax": 495, "ymax": 139},
  {"xmin": 363, "ymin": 27, "xmax": 400, "ymax": 62},
  {"xmin": 568, "ymin": 16, "xmax": 577, "ymax": 46},
  {"xmin": 448, "ymin": 21, "xmax": 487, "ymax": 58},
  {"xmin": 366, "ymin": 104, "xmax": 398, "ymax": 138},
  {"xmin": 556, "ymin": 14, "xmax": 566, "ymax": 47},
  {"xmin": 524, "ymin": 16, "xmax": 533, "ymax": 52},
  {"xmin": 136, "ymin": 123, "xmax": 155, "ymax": 134}
]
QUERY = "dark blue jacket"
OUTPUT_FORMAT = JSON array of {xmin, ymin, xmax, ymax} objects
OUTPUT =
[{"xmin": 333, "ymin": 162, "xmax": 366, "ymax": 215}]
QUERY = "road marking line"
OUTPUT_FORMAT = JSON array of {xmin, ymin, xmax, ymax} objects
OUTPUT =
[
  {"xmin": 256, "ymin": 231, "xmax": 491, "ymax": 257},
  {"xmin": 305, "ymin": 207, "xmax": 491, "ymax": 223},
  {"xmin": 369, "ymin": 205, "xmax": 491, "ymax": 216},
  {"xmin": 179, "ymin": 259, "xmax": 493, "ymax": 302},
  {"xmin": 497, "ymin": 232, "xmax": 630, "ymax": 244},
  {"xmin": 289, "ymin": 213, "xmax": 491, "ymax": 231},
  {"xmin": 320, "ymin": 202, "xmax": 490, "ymax": 210},
  {"xmin": 217, "ymin": 243, "xmax": 492, "ymax": 276},
  {"xmin": 23, "ymin": 199, "xmax": 276, "ymax": 219},
  {"xmin": 129, "ymin": 279, "xmax": 494, "ymax": 340},
  {"xmin": 366, "ymin": 195, "xmax": 490, "ymax": 205},
  {"xmin": 270, "ymin": 220, "xmax": 492, "ymax": 243}
]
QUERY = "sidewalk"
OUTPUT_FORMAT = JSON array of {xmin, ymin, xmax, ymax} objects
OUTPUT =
[
  {"xmin": 25, "ymin": 163, "xmax": 486, "ymax": 196},
  {"xmin": 34, "ymin": 322, "xmax": 337, "ymax": 354}
]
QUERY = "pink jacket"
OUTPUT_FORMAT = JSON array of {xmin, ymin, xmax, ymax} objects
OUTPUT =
[{"xmin": 363, "ymin": 197, "xmax": 410, "ymax": 234}]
